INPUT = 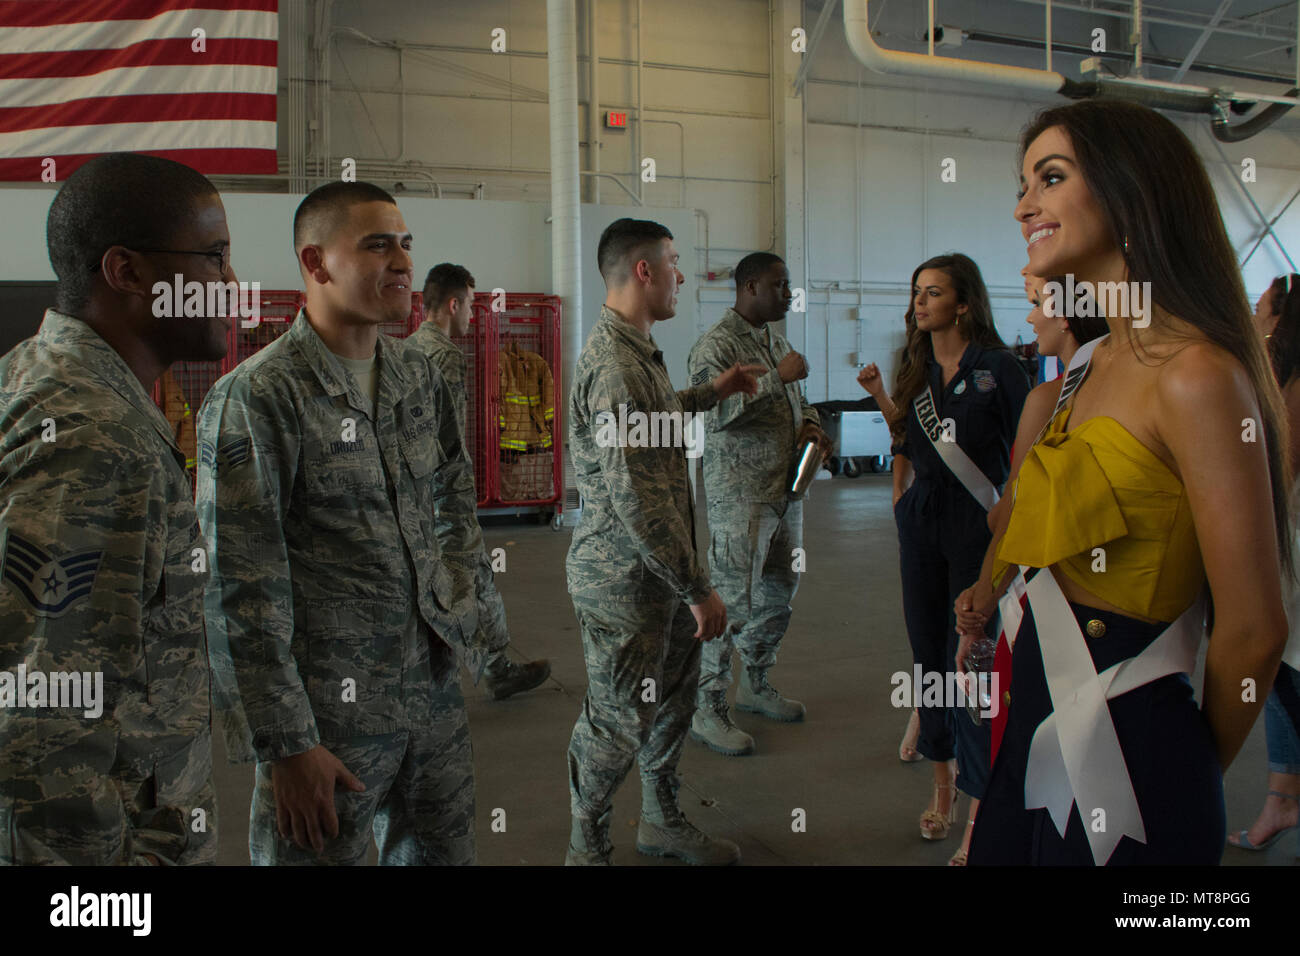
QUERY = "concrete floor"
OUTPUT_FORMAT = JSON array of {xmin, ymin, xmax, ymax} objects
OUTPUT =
[{"xmin": 211, "ymin": 473, "xmax": 1294, "ymax": 865}]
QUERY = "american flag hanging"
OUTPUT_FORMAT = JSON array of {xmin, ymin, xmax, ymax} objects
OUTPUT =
[{"xmin": 0, "ymin": 0, "xmax": 278, "ymax": 181}]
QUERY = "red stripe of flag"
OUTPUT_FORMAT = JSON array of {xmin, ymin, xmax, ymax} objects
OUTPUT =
[
  {"xmin": 0, "ymin": 0, "xmax": 276, "ymax": 28},
  {"xmin": 0, "ymin": 92, "xmax": 276, "ymax": 133},
  {"xmin": 0, "ymin": 37, "xmax": 277, "ymax": 79},
  {"xmin": 0, "ymin": 148, "xmax": 278, "ymax": 180}
]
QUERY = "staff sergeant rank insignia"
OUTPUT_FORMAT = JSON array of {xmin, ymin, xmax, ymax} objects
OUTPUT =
[{"xmin": 1, "ymin": 532, "xmax": 102, "ymax": 618}]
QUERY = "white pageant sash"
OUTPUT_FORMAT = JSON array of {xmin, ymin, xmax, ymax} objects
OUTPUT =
[
  {"xmin": 996, "ymin": 334, "xmax": 1108, "ymax": 653},
  {"xmin": 912, "ymin": 385, "xmax": 998, "ymax": 512},
  {"xmin": 997, "ymin": 572, "xmax": 1028, "ymax": 652},
  {"xmin": 1024, "ymin": 568, "xmax": 1204, "ymax": 864}
]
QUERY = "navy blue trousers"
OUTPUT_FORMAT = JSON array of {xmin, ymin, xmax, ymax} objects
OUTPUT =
[
  {"xmin": 969, "ymin": 591, "xmax": 1225, "ymax": 865},
  {"xmin": 895, "ymin": 478, "xmax": 994, "ymax": 800}
]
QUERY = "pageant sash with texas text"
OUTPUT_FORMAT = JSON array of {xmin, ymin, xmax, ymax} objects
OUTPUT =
[{"xmin": 912, "ymin": 386, "xmax": 998, "ymax": 512}]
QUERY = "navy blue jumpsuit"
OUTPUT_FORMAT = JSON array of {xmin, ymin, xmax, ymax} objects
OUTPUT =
[{"xmin": 894, "ymin": 342, "xmax": 1029, "ymax": 800}]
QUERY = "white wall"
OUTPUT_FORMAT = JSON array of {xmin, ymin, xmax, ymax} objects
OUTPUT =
[
  {"xmin": 0, "ymin": 185, "xmax": 704, "ymax": 386},
  {"xmin": 0, "ymin": 190, "xmax": 553, "ymax": 290}
]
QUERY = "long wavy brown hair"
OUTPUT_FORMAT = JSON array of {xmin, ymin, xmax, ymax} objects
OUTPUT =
[
  {"xmin": 1021, "ymin": 99, "xmax": 1292, "ymax": 576},
  {"xmin": 1265, "ymin": 274, "xmax": 1300, "ymax": 389},
  {"xmin": 888, "ymin": 253, "xmax": 1008, "ymax": 446}
]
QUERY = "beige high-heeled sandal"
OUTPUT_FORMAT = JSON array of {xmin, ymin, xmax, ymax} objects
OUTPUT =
[
  {"xmin": 920, "ymin": 784, "xmax": 957, "ymax": 840},
  {"xmin": 948, "ymin": 819, "xmax": 976, "ymax": 864}
]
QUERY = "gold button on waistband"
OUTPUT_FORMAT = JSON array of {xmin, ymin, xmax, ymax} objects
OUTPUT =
[
  {"xmin": 1085, "ymin": 619, "xmax": 1107, "ymax": 639},
  {"xmin": 1002, "ymin": 690, "xmax": 1011, "ymax": 708}
]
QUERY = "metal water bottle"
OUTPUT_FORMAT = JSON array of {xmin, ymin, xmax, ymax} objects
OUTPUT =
[{"xmin": 788, "ymin": 439, "xmax": 823, "ymax": 499}]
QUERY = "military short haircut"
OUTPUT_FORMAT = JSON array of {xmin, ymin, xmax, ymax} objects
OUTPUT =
[
  {"xmin": 596, "ymin": 218, "xmax": 673, "ymax": 284},
  {"xmin": 735, "ymin": 252, "xmax": 785, "ymax": 290},
  {"xmin": 293, "ymin": 180, "xmax": 397, "ymax": 251},
  {"xmin": 46, "ymin": 153, "xmax": 219, "ymax": 314},
  {"xmin": 422, "ymin": 263, "xmax": 476, "ymax": 314}
]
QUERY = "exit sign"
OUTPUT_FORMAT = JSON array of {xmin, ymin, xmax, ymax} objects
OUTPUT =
[{"xmin": 605, "ymin": 110, "xmax": 627, "ymax": 129}]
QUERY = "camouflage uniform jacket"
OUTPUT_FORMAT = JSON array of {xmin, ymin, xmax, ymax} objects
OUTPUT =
[
  {"xmin": 406, "ymin": 321, "xmax": 467, "ymax": 438},
  {"xmin": 197, "ymin": 310, "xmax": 487, "ymax": 764},
  {"xmin": 688, "ymin": 308, "xmax": 820, "ymax": 504},
  {"xmin": 405, "ymin": 319, "xmax": 508, "ymax": 652},
  {"xmin": 567, "ymin": 305, "xmax": 718, "ymax": 606},
  {"xmin": 0, "ymin": 310, "xmax": 215, "ymax": 865}
]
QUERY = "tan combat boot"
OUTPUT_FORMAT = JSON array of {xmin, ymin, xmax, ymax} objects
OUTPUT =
[
  {"xmin": 736, "ymin": 667, "xmax": 805, "ymax": 722},
  {"xmin": 636, "ymin": 776, "xmax": 741, "ymax": 866},
  {"xmin": 689, "ymin": 694, "xmax": 756, "ymax": 756},
  {"xmin": 564, "ymin": 809, "xmax": 613, "ymax": 865}
]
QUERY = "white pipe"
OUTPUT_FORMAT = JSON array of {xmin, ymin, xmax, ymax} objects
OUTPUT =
[
  {"xmin": 636, "ymin": 0, "xmax": 644, "ymax": 203},
  {"xmin": 1045, "ymin": 0, "xmax": 1052, "ymax": 72},
  {"xmin": 1132, "ymin": 0, "xmax": 1143, "ymax": 76},
  {"xmin": 587, "ymin": 0, "xmax": 599, "ymax": 203},
  {"xmin": 855, "ymin": 67, "xmax": 862, "ymax": 359},
  {"xmin": 546, "ymin": 0, "xmax": 583, "ymax": 441},
  {"xmin": 396, "ymin": 46, "xmax": 406, "ymax": 161},
  {"xmin": 841, "ymin": 0, "xmax": 1066, "ymax": 95},
  {"xmin": 801, "ymin": 78, "xmax": 809, "ymax": 362},
  {"xmin": 580, "ymin": 170, "xmax": 642, "ymax": 205},
  {"xmin": 927, "ymin": 0, "xmax": 934, "ymax": 57}
]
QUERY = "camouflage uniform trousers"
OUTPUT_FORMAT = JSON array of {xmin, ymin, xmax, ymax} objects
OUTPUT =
[
  {"xmin": 249, "ymin": 665, "xmax": 475, "ymax": 866},
  {"xmin": 699, "ymin": 498, "xmax": 803, "ymax": 704},
  {"xmin": 477, "ymin": 566, "xmax": 513, "ymax": 680},
  {"xmin": 567, "ymin": 595, "xmax": 702, "ymax": 820}
]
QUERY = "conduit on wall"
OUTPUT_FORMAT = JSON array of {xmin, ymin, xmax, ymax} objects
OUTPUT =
[
  {"xmin": 840, "ymin": 0, "xmax": 1298, "ymax": 141},
  {"xmin": 547, "ymin": 0, "xmax": 583, "ymax": 521}
]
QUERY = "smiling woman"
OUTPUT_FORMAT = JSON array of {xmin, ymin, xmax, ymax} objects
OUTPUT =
[{"xmin": 971, "ymin": 98, "xmax": 1292, "ymax": 867}]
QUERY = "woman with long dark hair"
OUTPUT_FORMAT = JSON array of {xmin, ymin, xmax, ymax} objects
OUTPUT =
[
  {"xmin": 888, "ymin": 253, "xmax": 1030, "ymax": 848},
  {"xmin": 971, "ymin": 99, "xmax": 1292, "ymax": 865},
  {"xmin": 1229, "ymin": 273, "xmax": 1300, "ymax": 853}
]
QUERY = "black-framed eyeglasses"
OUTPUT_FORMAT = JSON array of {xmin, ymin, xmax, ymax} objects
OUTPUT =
[{"xmin": 88, "ymin": 247, "xmax": 230, "ymax": 274}]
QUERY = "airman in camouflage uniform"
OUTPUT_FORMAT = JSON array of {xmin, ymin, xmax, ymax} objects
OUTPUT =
[
  {"xmin": 565, "ymin": 219, "xmax": 762, "ymax": 866},
  {"xmin": 0, "ymin": 154, "xmax": 227, "ymax": 865},
  {"xmin": 199, "ymin": 183, "xmax": 486, "ymax": 865},
  {"xmin": 687, "ymin": 253, "xmax": 831, "ymax": 755},
  {"xmin": 408, "ymin": 263, "xmax": 550, "ymax": 700}
]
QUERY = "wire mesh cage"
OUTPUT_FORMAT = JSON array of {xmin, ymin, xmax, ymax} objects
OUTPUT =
[
  {"xmin": 225, "ymin": 292, "xmax": 303, "ymax": 370},
  {"xmin": 150, "ymin": 289, "xmax": 554, "ymax": 515},
  {"xmin": 487, "ymin": 293, "xmax": 562, "ymax": 509},
  {"xmin": 457, "ymin": 300, "xmax": 491, "ymax": 507}
]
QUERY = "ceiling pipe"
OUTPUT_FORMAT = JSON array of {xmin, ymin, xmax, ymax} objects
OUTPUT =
[
  {"xmin": 1211, "ymin": 88, "xmax": 1299, "ymax": 140},
  {"xmin": 841, "ymin": 0, "xmax": 1075, "ymax": 96}
]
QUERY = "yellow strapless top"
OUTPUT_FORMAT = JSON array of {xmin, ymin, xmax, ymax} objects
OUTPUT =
[{"xmin": 994, "ymin": 406, "xmax": 1204, "ymax": 622}]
